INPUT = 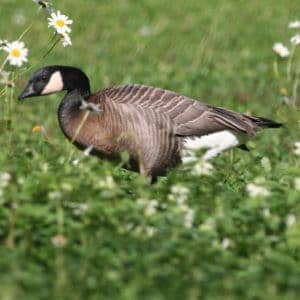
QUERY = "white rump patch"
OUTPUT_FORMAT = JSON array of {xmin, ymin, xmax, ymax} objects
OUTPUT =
[
  {"xmin": 182, "ymin": 130, "xmax": 247, "ymax": 162},
  {"xmin": 41, "ymin": 71, "xmax": 63, "ymax": 95}
]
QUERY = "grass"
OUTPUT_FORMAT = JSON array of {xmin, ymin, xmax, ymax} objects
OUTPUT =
[{"xmin": 0, "ymin": 0, "xmax": 300, "ymax": 299}]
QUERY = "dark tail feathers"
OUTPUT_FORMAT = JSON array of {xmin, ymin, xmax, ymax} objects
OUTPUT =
[{"xmin": 246, "ymin": 115, "xmax": 283, "ymax": 129}]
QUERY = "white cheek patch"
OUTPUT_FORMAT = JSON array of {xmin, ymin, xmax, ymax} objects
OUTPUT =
[
  {"xmin": 182, "ymin": 130, "xmax": 247, "ymax": 161},
  {"xmin": 41, "ymin": 71, "xmax": 63, "ymax": 95}
]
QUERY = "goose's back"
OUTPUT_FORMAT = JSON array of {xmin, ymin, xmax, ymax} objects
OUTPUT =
[{"xmin": 93, "ymin": 84, "xmax": 260, "ymax": 137}]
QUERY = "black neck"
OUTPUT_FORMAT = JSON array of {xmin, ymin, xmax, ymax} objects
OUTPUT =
[{"xmin": 59, "ymin": 66, "xmax": 91, "ymax": 97}]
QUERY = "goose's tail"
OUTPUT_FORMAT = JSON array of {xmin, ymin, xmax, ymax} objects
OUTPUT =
[{"xmin": 245, "ymin": 115, "xmax": 283, "ymax": 129}]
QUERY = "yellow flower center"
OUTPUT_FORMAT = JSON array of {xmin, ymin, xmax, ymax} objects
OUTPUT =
[
  {"xmin": 11, "ymin": 48, "xmax": 21, "ymax": 58},
  {"xmin": 56, "ymin": 19, "xmax": 65, "ymax": 27}
]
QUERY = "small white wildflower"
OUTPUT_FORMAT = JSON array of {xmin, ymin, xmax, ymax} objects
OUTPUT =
[
  {"xmin": 139, "ymin": 26, "xmax": 152, "ymax": 36},
  {"xmin": 48, "ymin": 11, "xmax": 73, "ymax": 34},
  {"xmin": 272, "ymin": 43, "xmax": 290, "ymax": 58},
  {"xmin": 290, "ymin": 34, "xmax": 300, "ymax": 46},
  {"xmin": 262, "ymin": 208, "xmax": 271, "ymax": 218},
  {"xmin": 282, "ymin": 96, "xmax": 291, "ymax": 105},
  {"xmin": 183, "ymin": 208, "xmax": 195, "ymax": 228},
  {"xmin": 60, "ymin": 32, "xmax": 72, "ymax": 47},
  {"xmin": 294, "ymin": 178, "xmax": 300, "ymax": 191},
  {"xmin": 286, "ymin": 214, "xmax": 296, "ymax": 227},
  {"xmin": 72, "ymin": 158, "xmax": 80, "ymax": 166},
  {"xmin": 288, "ymin": 20, "xmax": 300, "ymax": 29},
  {"xmin": 3, "ymin": 40, "xmax": 28, "ymax": 67},
  {"xmin": 145, "ymin": 200, "xmax": 159, "ymax": 216},
  {"xmin": 294, "ymin": 141, "xmax": 300, "ymax": 156},
  {"xmin": 125, "ymin": 223, "xmax": 134, "ymax": 231},
  {"xmin": 13, "ymin": 12, "xmax": 26, "ymax": 25},
  {"xmin": 73, "ymin": 203, "xmax": 88, "ymax": 216},
  {"xmin": 193, "ymin": 160, "xmax": 213, "ymax": 176},
  {"xmin": 17, "ymin": 177, "xmax": 25, "ymax": 185},
  {"xmin": 41, "ymin": 163, "xmax": 49, "ymax": 173},
  {"xmin": 246, "ymin": 183, "xmax": 270, "ymax": 197},
  {"xmin": 99, "ymin": 175, "xmax": 116, "ymax": 189},
  {"xmin": 48, "ymin": 191, "xmax": 62, "ymax": 200},
  {"xmin": 170, "ymin": 185, "xmax": 190, "ymax": 204},
  {"xmin": 145, "ymin": 226, "xmax": 156, "ymax": 237},
  {"xmin": 261, "ymin": 157, "xmax": 271, "ymax": 172},
  {"xmin": 199, "ymin": 217, "xmax": 216, "ymax": 232},
  {"xmin": 0, "ymin": 172, "xmax": 11, "ymax": 188},
  {"xmin": 221, "ymin": 238, "xmax": 231, "ymax": 249}
]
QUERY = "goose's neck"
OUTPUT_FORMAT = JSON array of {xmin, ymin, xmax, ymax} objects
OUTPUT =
[
  {"xmin": 60, "ymin": 66, "xmax": 91, "ymax": 97},
  {"xmin": 57, "ymin": 89, "xmax": 86, "ymax": 139},
  {"xmin": 57, "ymin": 67, "xmax": 91, "ymax": 132}
]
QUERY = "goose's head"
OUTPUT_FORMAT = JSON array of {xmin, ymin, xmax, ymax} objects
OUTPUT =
[{"xmin": 18, "ymin": 65, "xmax": 91, "ymax": 100}]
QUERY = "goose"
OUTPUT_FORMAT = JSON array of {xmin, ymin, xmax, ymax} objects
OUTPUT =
[{"xmin": 18, "ymin": 65, "xmax": 282, "ymax": 182}]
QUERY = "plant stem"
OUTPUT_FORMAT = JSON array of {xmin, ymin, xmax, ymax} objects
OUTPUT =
[{"xmin": 287, "ymin": 45, "xmax": 296, "ymax": 81}]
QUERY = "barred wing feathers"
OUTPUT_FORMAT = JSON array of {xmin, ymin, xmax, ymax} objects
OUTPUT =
[{"xmin": 98, "ymin": 84, "xmax": 260, "ymax": 137}]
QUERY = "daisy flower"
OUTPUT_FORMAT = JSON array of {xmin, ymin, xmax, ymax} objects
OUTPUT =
[
  {"xmin": 272, "ymin": 43, "xmax": 290, "ymax": 58},
  {"xmin": 290, "ymin": 34, "xmax": 300, "ymax": 46},
  {"xmin": 48, "ymin": 11, "xmax": 73, "ymax": 34},
  {"xmin": 3, "ymin": 40, "xmax": 28, "ymax": 67},
  {"xmin": 288, "ymin": 20, "xmax": 300, "ymax": 29}
]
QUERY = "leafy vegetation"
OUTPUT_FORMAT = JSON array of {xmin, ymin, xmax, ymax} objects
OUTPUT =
[{"xmin": 0, "ymin": 0, "xmax": 299, "ymax": 299}]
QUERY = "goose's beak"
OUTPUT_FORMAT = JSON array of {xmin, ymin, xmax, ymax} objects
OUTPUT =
[{"xmin": 18, "ymin": 84, "xmax": 36, "ymax": 100}]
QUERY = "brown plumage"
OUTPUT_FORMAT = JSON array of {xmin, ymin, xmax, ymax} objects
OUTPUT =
[{"xmin": 18, "ymin": 66, "xmax": 282, "ymax": 182}]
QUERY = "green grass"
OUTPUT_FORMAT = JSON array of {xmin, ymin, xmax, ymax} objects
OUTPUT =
[{"xmin": 0, "ymin": 0, "xmax": 300, "ymax": 299}]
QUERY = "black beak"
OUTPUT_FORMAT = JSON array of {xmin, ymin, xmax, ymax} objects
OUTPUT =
[{"xmin": 18, "ymin": 84, "xmax": 36, "ymax": 100}]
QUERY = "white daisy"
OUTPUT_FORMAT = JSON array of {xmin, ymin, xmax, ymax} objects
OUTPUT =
[
  {"xmin": 48, "ymin": 11, "xmax": 73, "ymax": 34},
  {"xmin": 288, "ymin": 20, "xmax": 300, "ymax": 29},
  {"xmin": 60, "ymin": 32, "xmax": 72, "ymax": 47},
  {"xmin": 272, "ymin": 43, "xmax": 290, "ymax": 58},
  {"xmin": 291, "ymin": 34, "xmax": 300, "ymax": 46},
  {"xmin": 3, "ymin": 40, "xmax": 28, "ymax": 67}
]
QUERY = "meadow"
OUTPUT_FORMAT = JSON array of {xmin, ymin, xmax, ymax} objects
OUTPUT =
[{"xmin": 0, "ymin": 0, "xmax": 299, "ymax": 299}]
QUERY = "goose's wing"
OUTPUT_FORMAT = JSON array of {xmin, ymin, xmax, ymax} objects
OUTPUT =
[{"xmin": 95, "ymin": 84, "xmax": 259, "ymax": 137}]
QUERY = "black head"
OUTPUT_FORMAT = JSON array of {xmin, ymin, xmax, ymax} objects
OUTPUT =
[{"xmin": 18, "ymin": 65, "xmax": 91, "ymax": 100}]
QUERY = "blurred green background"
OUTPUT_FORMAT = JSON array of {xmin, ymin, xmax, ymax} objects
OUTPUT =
[{"xmin": 0, "ymin": 0, "xmax": 299, "ymax": 299}]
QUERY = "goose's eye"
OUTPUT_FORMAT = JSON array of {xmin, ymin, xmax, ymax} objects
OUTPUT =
[{"xmin": 41, "ymin": 75, "xmax": 47, "ymax": 81}]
